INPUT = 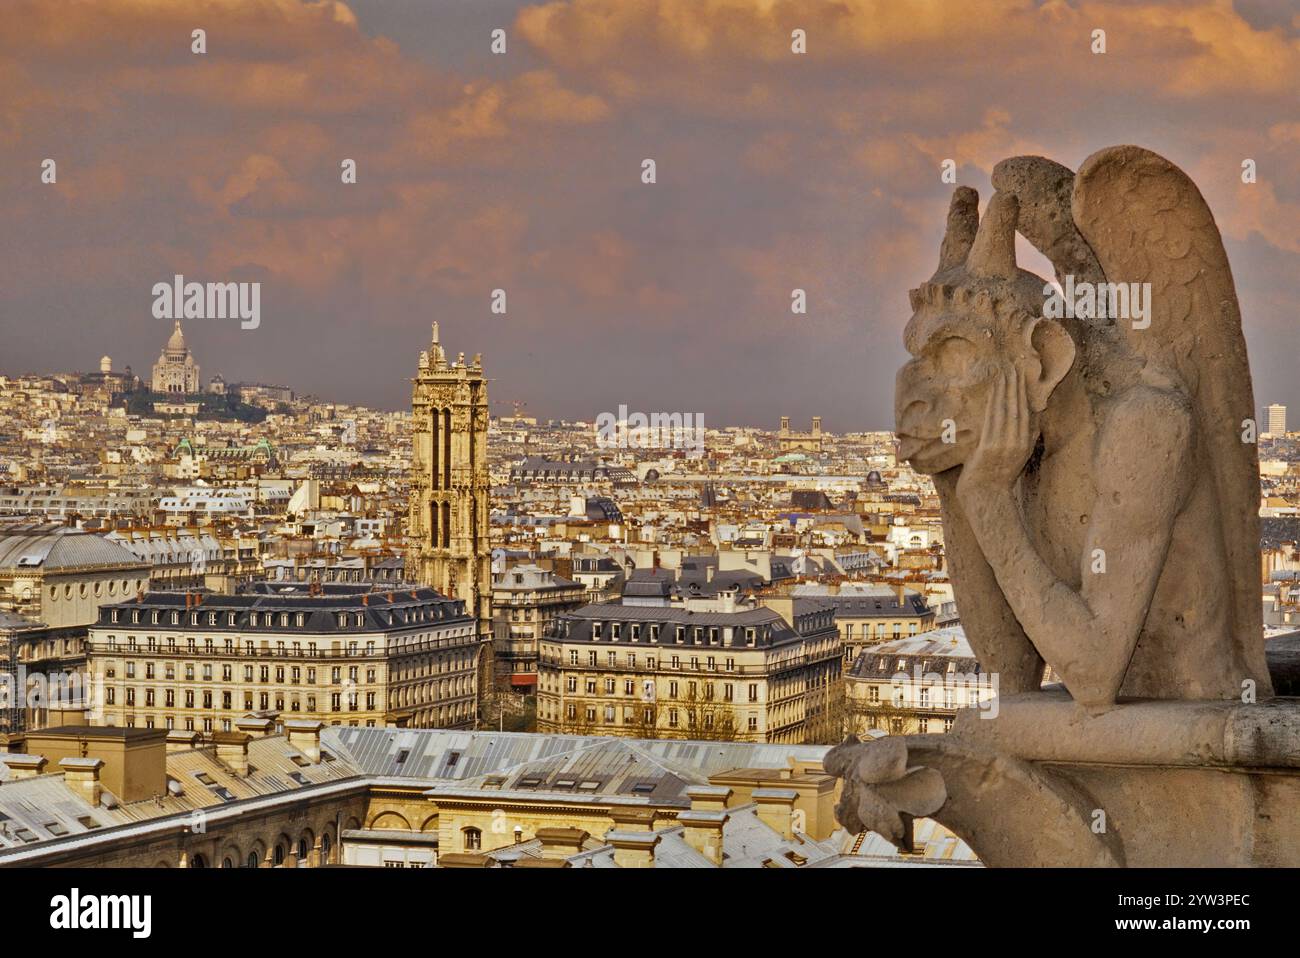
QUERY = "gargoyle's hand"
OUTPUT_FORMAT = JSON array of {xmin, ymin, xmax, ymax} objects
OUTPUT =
[
  {"xmin": 958, "ymin": 365, "xmax": 1034, "ymax": 497},
  {"xmin": 825, "ymin": 736, "xmax": 947, "ymax": 849}
]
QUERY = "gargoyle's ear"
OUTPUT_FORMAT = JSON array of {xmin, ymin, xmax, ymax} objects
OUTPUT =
[{"xmin": 1023, "ymin": 317, "xmax": 1076, "ymax": 412}]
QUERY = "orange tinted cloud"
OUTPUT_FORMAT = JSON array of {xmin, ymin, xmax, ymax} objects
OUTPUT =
[{"xmin": 1, "ymin": 0, "xmax": 1297, "ymax": 423}]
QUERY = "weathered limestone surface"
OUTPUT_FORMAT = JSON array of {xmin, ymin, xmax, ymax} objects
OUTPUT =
[{"xmin": 829, "ymin": 146, "xmax": 1298, "ymax": 867}]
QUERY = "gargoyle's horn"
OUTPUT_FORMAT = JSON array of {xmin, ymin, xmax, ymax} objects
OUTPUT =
[
  {"xmin": 936, "ymin": 186, "xmax": 979, "ymax": 274},
  {"xmin": 991, "ymin": 156, "xmax": 1105, "ymax": 288},
  {"xmin": 967, "ymin": 190, "xmax": 1019, "ymax": 279}
]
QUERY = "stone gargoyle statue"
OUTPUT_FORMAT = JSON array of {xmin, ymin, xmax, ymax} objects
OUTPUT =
[
  {"xmin": 825, "ymin": 147, "xmax": 1282, "ymax": 866},
  {"xmin": 896, "ymin": 145, "xmax": 1273, "ymax": 709}
]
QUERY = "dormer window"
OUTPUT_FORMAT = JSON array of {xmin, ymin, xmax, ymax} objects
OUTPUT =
[{"xmin": 592, "ymin": 623, "xmax": 603, "ymax": 640}]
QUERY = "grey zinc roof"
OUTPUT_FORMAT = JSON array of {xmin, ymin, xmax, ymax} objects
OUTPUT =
[
  {"xmin": 0, "ymin": 523, "xmax": 147, "ymax": 571},
  {"xmin": 95, "ymin": 585, "xmax": 471, "ymax": 633},
  {"xmin": 0, "ymin": 732, "xmax": 366, "ymax": 859},
  {"xmin": 822, "ymin": 592, "xmax": 932, "ymax": 618},
  {"xmin": 568, "ymin": 604, "xmax": 785, "ymax": 627},
  {"xmin": 0, "ymin": 610, "xmax": 46, "ymax": 631},
  {"xmin": 323, "ymin": 726, "xmax": 830, "ymax": 788}
]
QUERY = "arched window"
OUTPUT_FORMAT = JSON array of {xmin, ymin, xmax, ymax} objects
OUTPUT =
[
  {"xmin": 463, "ymin": 827, "xmax": 482, "ymax": 851},
  {"xmin": 246, "ymin": 851, "xmax": 260, "ymax": 869},
  {"xmin": 320, "ymin": 833, "xmax": 332, "ymax": 865},
  {"xmin": 297, "ymin": 838, "xmax": 310, "ymax": 862},
  {"xmin": 221, "ymin": 857, "xmax": 234, "ymax": 869},
  {"xmin": 273, "ymin": 844, "xmax": 286, "ymax": 866},
  {"xmin": 190, "ymin": 854, "xmax": 207, "ymax": 868}
]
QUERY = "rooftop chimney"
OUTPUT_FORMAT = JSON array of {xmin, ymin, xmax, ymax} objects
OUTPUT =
[
  {"xmin": 607, "ymin": 829, "xmax": 659, "ymax": 868},
  {"xmin": 608, "ymin": 807, "xmax": 657, "ymax": 832},
  {"xmin": 235, "ymin": 715, "xmax": 274, "ymax": 737},
  {"xmin": 166, "ymin": 730, "xmax": 201, "ymax": 753},
  {"xmin": 59, "ymin": 757, "xmax": 104, "ymax": 806},
  {"xmin": 284, "ymin": 719, "xmax": 323, "ymax": 763},
  {"xmin": 753, "ymin": 787, "xmax": 800, "ymax": 840},
  {"xmin": 536, "ymin": 826, "xmax": 588, "ymax": 861},
  {"xmin": 1, "ymin": 754, "xmax": 47, "ymax": 780},
  {"xmin": 24, "ymin": 727, "xmax": 166, "ymax": 802},
  {"xmin": 686, "ymin": 785, "xmax": 733, "ymax": 812},
  {"xmin": 678, "ymin": 785, "xmax": 731, "ymax": 864},
  {"xmin": 212, "ymin": 731, "xmax": 251, "ymax": 776},
  {"xmin": 439, "ymin": 852, "xmax": 491, "ymax": 868}
]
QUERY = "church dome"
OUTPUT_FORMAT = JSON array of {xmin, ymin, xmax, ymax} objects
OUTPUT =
[{"xmin": 166, "ymin": 320, "xmax": 187, "ymax": 354}]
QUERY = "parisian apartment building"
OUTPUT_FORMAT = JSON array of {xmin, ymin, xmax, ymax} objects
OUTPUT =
[
  {"xmin": 820, "ymin": 586, "xmax": 937, "ymax": 665},
  {"xmin": 844, "ymin": 625, "xmax": 994, "ymax": 735},
  {"xmin": 85, "ymin": 583, "xmax": 486, "ymax": 736},
  {"xmin": 489, "ymin": 562, "xmax": 587, "ymax": 696},
  {"xmin": 535, "ymin": 595, "xmax": 843, "ymax": 744}
]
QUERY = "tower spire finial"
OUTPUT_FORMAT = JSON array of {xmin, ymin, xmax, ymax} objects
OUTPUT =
[{"xmin": 432, "ymin": 321, "xmax": 439, "ymax": 345}]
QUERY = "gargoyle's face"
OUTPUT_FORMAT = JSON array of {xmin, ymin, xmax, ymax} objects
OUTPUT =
[
  {"xmin": 895, "ymin": 298, "xmax": 1012, "ymax": 475},
  {"xmin": 895, "ymin": 187, "xmax": 1080, "ymax": 476}
]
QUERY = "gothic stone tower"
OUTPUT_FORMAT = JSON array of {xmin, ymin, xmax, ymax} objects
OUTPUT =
[{"xmin": 408, "ymin": 323, "xmax": 492, "ymax": 638}]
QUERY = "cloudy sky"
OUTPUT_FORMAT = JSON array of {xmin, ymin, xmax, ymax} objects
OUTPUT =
[{"xmin": 1, "ymin": 0, "xmax": 1297, "ymax": 430}]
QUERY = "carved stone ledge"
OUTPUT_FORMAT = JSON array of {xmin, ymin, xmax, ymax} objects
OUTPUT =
[
  {"xmin": 827, "ymin": 695, "xmax": 1300, "ymax": 866},
  {"xmin": 949, "ymin": 690, "xmax": 1300, "ymax": 770}
]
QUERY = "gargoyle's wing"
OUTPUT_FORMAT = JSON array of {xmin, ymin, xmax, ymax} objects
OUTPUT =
[{"xmin": 1072, "ymin": 146, "xmax": 1268, "ymax": 690}]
